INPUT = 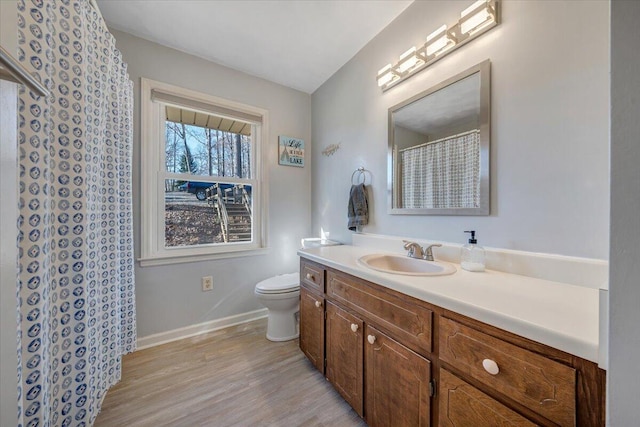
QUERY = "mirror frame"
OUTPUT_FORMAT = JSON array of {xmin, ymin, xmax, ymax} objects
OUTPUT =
[{"xmin": 387, "ymin": 60, "xmax": 491, "ymax": 215}]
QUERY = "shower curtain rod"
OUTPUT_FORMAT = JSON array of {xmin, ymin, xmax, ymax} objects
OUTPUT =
[
  {"xmin": 0, "ymin": 45, "xmax": 49, "ymax": 97},
  {"xmin": 399, "ymin": 129, "xmax": 479, "ymax": 153}
]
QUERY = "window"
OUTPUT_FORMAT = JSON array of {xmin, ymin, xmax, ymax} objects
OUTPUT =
[{"xmin": 140, "ymin": 79, "xmax": 268, "ymax": 265}]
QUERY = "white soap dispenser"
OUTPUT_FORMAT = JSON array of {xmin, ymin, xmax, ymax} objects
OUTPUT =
[{"xmin": 461, "ymin": 230, "xmax": 485, "ymax": 272}]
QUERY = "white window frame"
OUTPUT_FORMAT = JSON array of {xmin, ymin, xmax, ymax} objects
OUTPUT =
[{"xmin": 139, "ymin": 78, "xmax": 268, "ymax": 266}]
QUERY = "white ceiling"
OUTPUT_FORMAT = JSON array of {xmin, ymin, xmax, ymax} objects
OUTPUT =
[{"xmin": 97, "ymin": 0, "xmax": 413, "ymax": 94}]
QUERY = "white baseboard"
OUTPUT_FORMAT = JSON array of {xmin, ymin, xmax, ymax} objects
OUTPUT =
[{"xmin": 135, "ymin": 308, "xmax": 268, "ymax": 351}]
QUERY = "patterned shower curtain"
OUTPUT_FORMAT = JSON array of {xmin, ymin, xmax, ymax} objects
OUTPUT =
[
  {"xmin": 16, "ymin": 0, "xmax": 136, "ymax": 425},
  {"xmin": 401, "ymin": 130, "xmax": 480, "ymax": 209}
]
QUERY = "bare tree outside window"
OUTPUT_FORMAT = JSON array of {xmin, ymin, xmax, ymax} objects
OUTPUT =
[{"xmin": 163, "ymin": 107, "xmax": 254, "ymax": 247}]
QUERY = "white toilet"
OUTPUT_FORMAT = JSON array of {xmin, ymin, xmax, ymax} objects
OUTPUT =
[{"xmin": 254, "ymin": 272, "xmax": 300, "ymax": 341}]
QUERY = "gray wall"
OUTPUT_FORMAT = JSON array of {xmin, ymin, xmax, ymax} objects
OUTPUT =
[
  {"xmin": 311, "ymin": 0, "xmax": 610, "ymax": 259},
  {"xmin": 0, "ymin": 1, "xmax": 19, "ymax": 425},
  {"xmin": 111, "ymin": 30, "xmax": 312, "ymax": 338},
  {"xmin": 609, "ymin": 0, "xmax": 640, "ymax": 424}
]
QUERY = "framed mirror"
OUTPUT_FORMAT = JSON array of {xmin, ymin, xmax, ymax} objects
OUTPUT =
[{"xmin": 388, "ymin": 60, "xmax": 490, "ymax": 215}]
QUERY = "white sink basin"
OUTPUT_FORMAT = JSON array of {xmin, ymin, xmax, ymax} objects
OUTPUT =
[{"xmin": 357, "ymin": 254, "xmax": 456, "ymax": 276}]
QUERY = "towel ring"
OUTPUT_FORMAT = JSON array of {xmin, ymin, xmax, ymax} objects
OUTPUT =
[{"xmin": 351, "ymin": 167, "xmax": 368, "ymax": 185}]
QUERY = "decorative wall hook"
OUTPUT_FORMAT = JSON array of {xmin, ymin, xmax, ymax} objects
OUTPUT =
[{"xmin": 322, "ymin": 143, "xmax": 341, "ymax": 156}]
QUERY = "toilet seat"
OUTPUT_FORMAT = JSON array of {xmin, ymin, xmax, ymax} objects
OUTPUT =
[{"xmin": 255, "ymin": 272, "xmax": 299, "ymax": 294}]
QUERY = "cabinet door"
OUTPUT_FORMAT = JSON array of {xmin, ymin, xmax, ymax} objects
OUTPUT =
[
  {"xmin": 326, "ymin": 302, "xmax": 364, "ymax": 417},
  {"xmin": 299, "ymin": 286, "xmax": 325, "ymax": 373},
  {"xmin": 365, "ymin": 325, "xmax": 431, "ymax": 427},
  {"xmin": 439, "ymin": 369, "xmax": 536, "ymax": 426}
]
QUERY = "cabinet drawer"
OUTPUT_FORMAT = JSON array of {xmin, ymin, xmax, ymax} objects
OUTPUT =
[
  {"xmin": 439, "ymin": 369, "xmax": 536, "ymax": 426},
  {"xmin": 439, "ymin": 317, "xmax": 576, "ymax": 426},
  {"xmin": 300, "ymin": 259, "xmax": 324, "ymax": 294},
  {"xmin": 327, "ymin": 270, "xmax": 432, "ymax": 355}
]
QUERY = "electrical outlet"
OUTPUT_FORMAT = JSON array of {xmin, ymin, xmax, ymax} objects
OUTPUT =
[{"xmin": 201, "ymin": 276, "xmax": 213, "ymax": 291}]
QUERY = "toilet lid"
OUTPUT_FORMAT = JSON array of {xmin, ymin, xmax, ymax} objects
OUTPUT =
[{"xmin": 255, "ymin": 273, "xmax": 299, "ymax": 294}]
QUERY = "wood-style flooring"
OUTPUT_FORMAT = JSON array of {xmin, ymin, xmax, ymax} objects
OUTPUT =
[{"xmin": 95, "ymin": 318, "xmax": 366, "ymax": 427}]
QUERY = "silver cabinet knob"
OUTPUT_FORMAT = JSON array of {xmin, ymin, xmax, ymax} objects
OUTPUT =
[
  {"xmin": 350, "ymin": 323, "xmax": 358, "ymax": 333},
  {"xmin": 306, "ymin": 273, "xmax": 314, "ymax": 281},
  {"xmin": 482, "ymin": 358, "xmax": 500, "ymax": 375},
  {"xmin": 367, "ymin": 335, "xmax": 376, "ymax": 345},
  {"xmin": 314, "ymin": 300, "xmax": 322, "ymax": 308}
]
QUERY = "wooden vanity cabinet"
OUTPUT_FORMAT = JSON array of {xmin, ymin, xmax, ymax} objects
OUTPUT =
[
  {"xmin": 365, "ymin": 325, "xmax": 431, "ymax": 427},
  {"xmin": 299, "ymin": 259, "xmax": 327, "ymax": 373},
  {"xmin": 438, "ymin": 311, "xmax": 605, "ymax": 427},
  {"xmin": 300, "ymin": 259, "xmax": 435, "ymax": 425},
  {"xmin": 439, "ymin": 316, "xmax": 576, "ymax": 426},
  {"xmin": 326, "ymin": 269, "xmax": 433, "ymax": 355},
  {"xmin": 298, "ymin": 257, "xmax": 606, "ymax": 427},
  {"xmin": 438, "ymin": 369, "xmax": 536, "ymax": 426},
  {"xmin": 326, "ymin": 302, "xmax": 364, "ymax": 416},
  {"xmin": 328, "ymin": 266, "xmax": 437, "ymax": 424},
  {"xmin": 324, "ymin": 299, "xmax": 432, "ymax": 425},
  {"xmin": 299, "ymin": 285, "xmax": 325, "ymax": 373}
]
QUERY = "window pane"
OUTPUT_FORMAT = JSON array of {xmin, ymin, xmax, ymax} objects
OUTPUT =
[
  {"xmin": 165, "ymin": 180, "xmax": 253, "ymax": 247},
  {"xmin": 164, "ymin": 106, "xmax": 252, "ymax": 179}
]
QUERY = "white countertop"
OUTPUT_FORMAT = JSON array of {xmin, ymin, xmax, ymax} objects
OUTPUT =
[{"xmin": 298, "ymin": 244, "xmax": 600, "ymax": 364}]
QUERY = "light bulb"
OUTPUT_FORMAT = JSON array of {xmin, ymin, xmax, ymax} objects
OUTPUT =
[
  {"xmin": 460, "ymin": 0, "xmax": 494, "ymax": 35},
  {"xmin": 396, "ymin": 47, "xmax": 423, "ymax": 74},
  {"xmin": 425, "ymin": 25, "xmax": 455, "ymax": 57}
]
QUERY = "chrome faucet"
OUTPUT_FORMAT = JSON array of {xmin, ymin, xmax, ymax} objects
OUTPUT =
[
  {"xmin": 402, "ymin": 241, "xmax": 442, "ymax": 261},
  {"xmin": 424, "ymin": 243, "xmax": 442, "ymax": 261},
  {"xmin": 403, "ymin": 241, "xmax": 424, "ymax": 259}
]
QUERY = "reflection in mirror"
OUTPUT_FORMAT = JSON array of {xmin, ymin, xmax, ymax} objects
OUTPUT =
[{"xmin": 388, "ymin": 60, "xmax": 490, "ymax": 215}]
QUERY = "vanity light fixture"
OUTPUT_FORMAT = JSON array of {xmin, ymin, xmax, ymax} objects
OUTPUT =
[
  {"xmin": 396, "ymin": 47, "xmax": 424, "ymax": 75},
  {"xmin": 378, "ymin": 0, "xmax": 499, "ymax": 91},
  {"xmin": 460, "ymin": 0, "xmax": 496, "ymax": 35},
  {"xmin": 424, "ymin": 25, "xmax": 456, "ymax": 57},
  {"xmin": 377, "ymin": 64, "xmax": 399, "ymax": 87}
]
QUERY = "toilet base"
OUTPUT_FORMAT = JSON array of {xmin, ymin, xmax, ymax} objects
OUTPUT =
[
  {"xmin": 266, "ymin": 332, "xmax": 299, "ymax": 342},
  {"xmin": 265, "ymin": 310, "xmax": 299, "ymax": 342}
]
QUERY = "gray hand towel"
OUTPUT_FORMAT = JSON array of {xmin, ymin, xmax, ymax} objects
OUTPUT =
[{"xmin": 348, "ymin": 183, "xmax": 369, "ymax": 231}]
